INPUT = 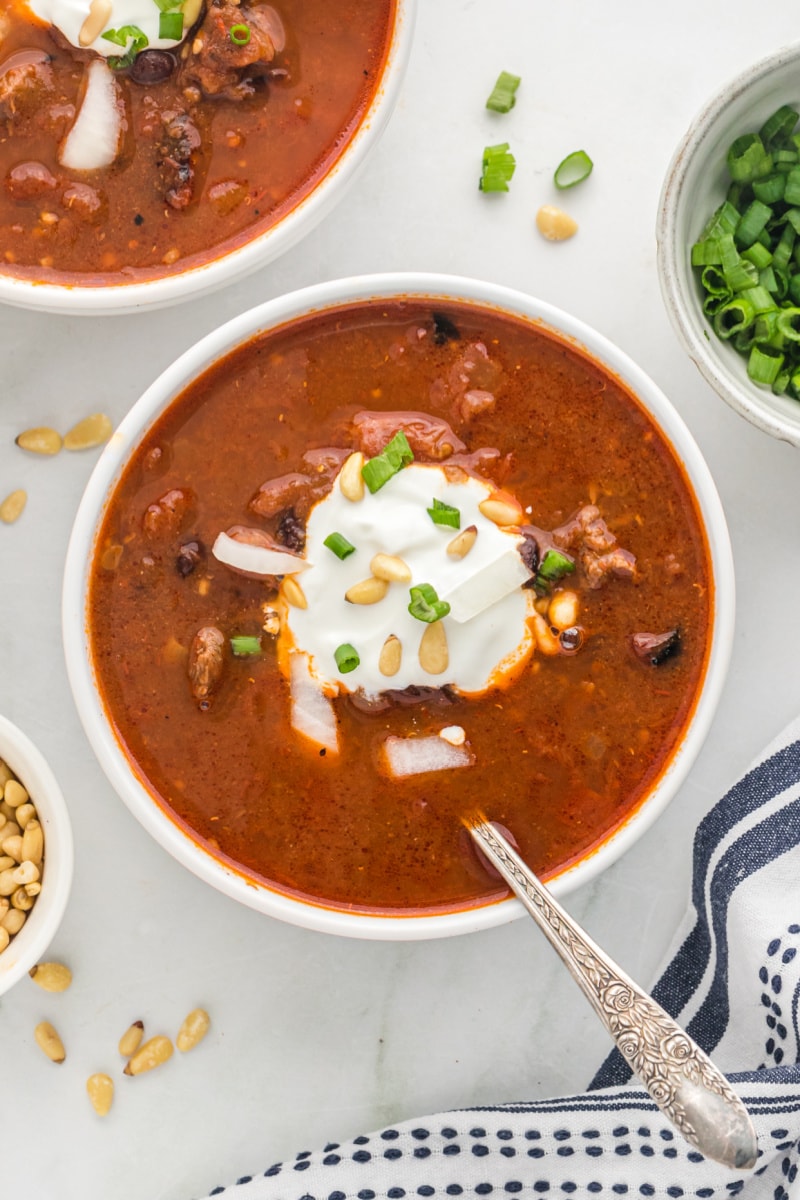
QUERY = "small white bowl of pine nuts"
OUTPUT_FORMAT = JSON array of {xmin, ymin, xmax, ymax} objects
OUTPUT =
[{"xmin": 0, "ymin": 714, "xmax": 73, "ymax": 996}]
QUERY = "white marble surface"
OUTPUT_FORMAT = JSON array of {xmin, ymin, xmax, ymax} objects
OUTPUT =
[{"xmin": 2, "ymin": 3, "xmax": 800, "ymax": 1197}]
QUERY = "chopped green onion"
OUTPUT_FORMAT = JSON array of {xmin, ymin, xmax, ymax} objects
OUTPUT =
[
  {"xmin": 361, "ymin": 430, "xmax": 414, "ymax": 493},
  {"xmin": 479, "ymin": 142, "xmax": 516, "ymax": 193},
  {"xmin": 485, "ymin": 70, "xmax": 521, "ymax": 113},
  {"xmin": 748, "ymin": 343, "xmax": 784, "ymax": 384},
  {"xmin": 727, "ymin": 133, "xmax": 772, "ymax": 183},
  {"xmin": 760, "ymin": 105, "xmax": 799, "ymax": 146},
  {"xmin": 158, "ymin": 10, "xmax": 183, "ymax": 38},
  {"xmin": 535, "ymin": 549, "xmax": 576, "ymax": 590},
  {"xmin": 408, "ymin": 583, "xmax": 450, "ymax": 623},
  {"xmin": 427, "ymin": 498, "xmax": 460, "ymax": 529},
  {"xmin": 102, "ymin": 23, "xmax": 148, "ymax": 67},
  {"xmin": 692, "ymin": 104, "xmax": 800, "ymax": 395},
  {"xmin": 230, "ymin": 635, "xmax": 262, "ymax": 657},
  {"xmin": 323, "ymin": 532, "xmax": 356, "ymax": 560},
  {"xmin": 229, "ymin": 22, "xmax": 251, "ymax": 44},
  {"xmin": 554, "ymin": 149, "xmax": 593, "ymax": 190},
  {"xmin": 334, "ymin": 643, "xmax": 360, "ymax": 673}
]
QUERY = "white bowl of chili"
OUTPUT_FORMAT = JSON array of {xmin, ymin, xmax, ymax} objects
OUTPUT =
[
  {"xmin": 658, "ymin": 42, "xmax": 800, "ymax": 445},
  {"xmin": 0, "ymin": 714, "xmax": 74, "ymax": 997},
  {"xmin": 63, "ymin": 273, "xmax": 735, "ymax": 939},
  {"xmin": 0, "ymin": 0, "xmax": 415, "ymax": 315}
]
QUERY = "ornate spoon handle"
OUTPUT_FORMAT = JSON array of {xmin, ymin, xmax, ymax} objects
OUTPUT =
[{"xmin": 467, "ymin": 819, "xmax": 758, "ymax": 1171}]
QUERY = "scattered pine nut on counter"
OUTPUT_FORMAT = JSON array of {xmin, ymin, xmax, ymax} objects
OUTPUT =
[
  {"xmin": 63, "ymin": 413, "xmax": 113, "ymax": 451},
  {"xmin": 0, "ymin": 489, "xmax": 26, "ymax": 524},
  {"xmin": 86, "ymin": 1073, "xmax": 114, "ymax": 1117},
  {"xmin": 535, "ymin": 205, "xmax": 578, "ymax": 241},
  {"xmin": 176, "ymin": 1008, "xmax": 210, "ymax": 1053},
  {"xmin": 118, "ymin": 1020, "xmax": 144, "ymax": 1058},
  {"xmin": 29, "ymin": 961, "xmax": 72, "ymax": 992},
  {"xmin": 35, "ymin": 1021, "xmax": 66, "ymax": 1064},
  {"xmin": 124, "ymin": 1034, "xmax": 174, "ymax": 1076}
]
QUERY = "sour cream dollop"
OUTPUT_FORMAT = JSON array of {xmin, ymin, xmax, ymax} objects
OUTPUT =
[
  {"xmin": 24, "ymin": 0, "xmax": 190, "ymax": 56},
  {"xmin": 282, "ymin": 463, "xmax": 536, "ymax": 699}
]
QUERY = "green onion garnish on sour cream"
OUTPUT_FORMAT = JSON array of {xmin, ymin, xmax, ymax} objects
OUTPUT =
[
  {"xmin": 158, "ymin": 10, "xmax": 184, "ymax": 39},
  {"xmin": 427, "ymin": 498, "xmax": 461, "ymax": 529},
  {"xmin": 408, "ymin": 583, "xmax": 450, "ymax": 623},
  {"xmin": 360, "ymin": 431, "xmax": 414, "ymax": 494},
  {"xmin": 323, "ymin": 532, "xmax": 357, "ymax": 560},
  {"xmin": 334, "ymin": 643, "xmax": 360, "ymax": 673}
]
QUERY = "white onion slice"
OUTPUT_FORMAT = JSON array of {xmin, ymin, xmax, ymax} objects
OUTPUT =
[
  {"xmin": 383, "ymin": 734, "xmax": 475, "ymax": 778},
  {"xmin": 289, "ymin": 653, "xmax": 339, "ymax": 755},
  {"xmin": 59, "ymin": 59, "xmax": 124, "ymax": 171},
  {"xmin": 212, "ymin": 532, "xmax": 309, "ymax": 578}
]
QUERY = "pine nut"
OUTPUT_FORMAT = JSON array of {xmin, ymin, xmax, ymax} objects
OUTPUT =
[
  {"xmin": 478, "ymin": 495, "xmax": 522, "ymax": 527},
  {"xmin": 29, "ymin": 961, "xmax": 72, "ymax": 992},
  {"xmin": 0, "ymin": 927, "xmax": 8, "ymax": 953},
  {"xmin": 345, "ymin": 577, "xmax": 389, "ymax": 605},
  {"xmin": 0, "ymin": 489, "xmax": 27, "ymax": 524},
  {"xmin": 439, "ymin": 725, "xmax": 466, "ymax": 746},
  {"xmin": 1, "ymin": 835, "xmax": 22, "ymax": 862},
  {"xmin": 378, "ymin": 634, "xmax": 402, "ymax": 677},
  {"xmin": 4, "ymin": 779, "xmax": 29, "ymax": 807},
  {"xmin": 0, "ymin": 856, "xmax": 14, "ymax": 872},
  {"xmin": 282, "ymin": 576, "xmax": 307, "ymax": 609},
  {"xmin": 2, "ymin": 908, "xmax": 26, "ymax": 935},
  {"xmin": 339, "ymin": 452, "xmax": 365, "ymax": 502},
  {"xmin": 1, "ymin": 821, "xmax": 19, "ymax": 839},
  {"xmin": 21, "ymin": 819, "xmax": 43, "ymax": 865},
  {"xmin": 370, "ymin": 553, "xmax": 411, "ymax": 583},
  {"xmin": 446, "ymin": 525, "xmax": 478, "ymax": 558},
  {"xmin": 536, "ymin": 205, "xmax": 578, "ymax": 242},
  {"xmin": 529, "ymin": 611, "xmax": 561, "ymax": 656},
  {"xmin": 35, "ymin": 1021, "xmax": 66, "ymax": 1063},
  {"xmin": 24, "ymin": 882, "xmax": 40, "ymax": 897},
  {"xmin": 15, "ymin": 803, "xmax": 36, "ymax": 828},
  {"xmin": 9, "ymin": 861, "xmax": 38, "ymax": 886},
  {"xmin": 548, "ymin": 590, "xmax": 579, "ymax": 631},
  {"xmin": 118, "ymin": 1020, "xmax": 144, "ymax": 1058},
  {"xmin": 176, "ymin": 1007, "xmax": 210, "ymax": 1052},
  {"xmin": 0, "ymin": 763, "xmax": 11, "ymax": 788},
  {"xmin": 124, "ymin": 1034, "xmax": 174, "ymax": 1076},
  {"xmin": 11, "ymin": 886, "xmax": 33, "ymax": 911},
  {"xmin": 418, "ymin": 621, "xmax": 449, "ymax": 675},
  {"xmin": 63, "ymin": 412, "xmax": 113, "ymax": 451},
  {"xmin": 15, "ymin": 427, "xmax": 62, "ymax": 455},
  {"xmin": 78, "ymin": 0, "xmax": 112, "ymax": 45},
  {"xmin": 86, "ymin": 1073, "xmax": 114, "ymax": 1116}
]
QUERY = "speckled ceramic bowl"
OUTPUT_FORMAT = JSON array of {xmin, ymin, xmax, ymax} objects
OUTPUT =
[{"xmin": 657, "ymin": 42, "xmax": 800, "ymax": 445}]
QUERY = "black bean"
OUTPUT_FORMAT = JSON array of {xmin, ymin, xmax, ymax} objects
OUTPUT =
[
  {"xmin": 631, "ymin": 628, "xmax": 681, "ymax": 666},
  {"xmin": 517, "ymin": 531, "xmax": 540, "ymax": 585},
  {"xmin": 130, "ymin": 49, "xmax": 176, "ymax": 85},
  {"xmin": 276, "ymin": 508, "xmax": 305, "ymax": 552},
  {"xmin": 432, "ymin": 311, "xmax": 461, "ymax": 344},
  {"xmin": 176, "ymin": 539, "xmax": 204, "ymax": 577}
]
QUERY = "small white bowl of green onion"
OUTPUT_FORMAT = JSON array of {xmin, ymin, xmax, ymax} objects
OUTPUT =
[{"xmin": 657, "ymin": 44, "xmax": 800, "ymax": 445}]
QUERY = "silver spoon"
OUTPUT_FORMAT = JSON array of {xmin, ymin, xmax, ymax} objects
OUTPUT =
[{"xmin": 467, "ymin": 818, "xmax": 758, "ymax": 1171}]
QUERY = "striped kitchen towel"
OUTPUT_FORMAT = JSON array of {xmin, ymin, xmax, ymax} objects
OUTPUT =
[{"xmin": 196, "ymin": 716, "xmax": 800, "ymax": 1200}]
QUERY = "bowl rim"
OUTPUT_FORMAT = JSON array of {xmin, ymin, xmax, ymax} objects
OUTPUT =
[
  {"xmin": 656, "ymin": 41, "xmax": 800, "ymax": 446},
  {"xmin": 0, "ymin": 714, "xmax": 74, "ymax": 994},
  {"xmin": 0, "ymin": 0, "xmax": 416, "ymax": 317},
  {"xmin": 62, "ymin": 271, "xmax": 736, "ymax": 940}
]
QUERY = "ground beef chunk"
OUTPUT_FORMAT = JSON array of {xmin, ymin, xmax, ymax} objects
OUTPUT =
[
  {"xmin": 352, "ymin": 410, "xmax": 465, "ymax": 460},
  {"xmin": 0, "ymin": 50, "xmax": 54, "ymax": 119},
  {"xmin": 179, "ymin": 1, "xmax": 280, "ymax": 98}
]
